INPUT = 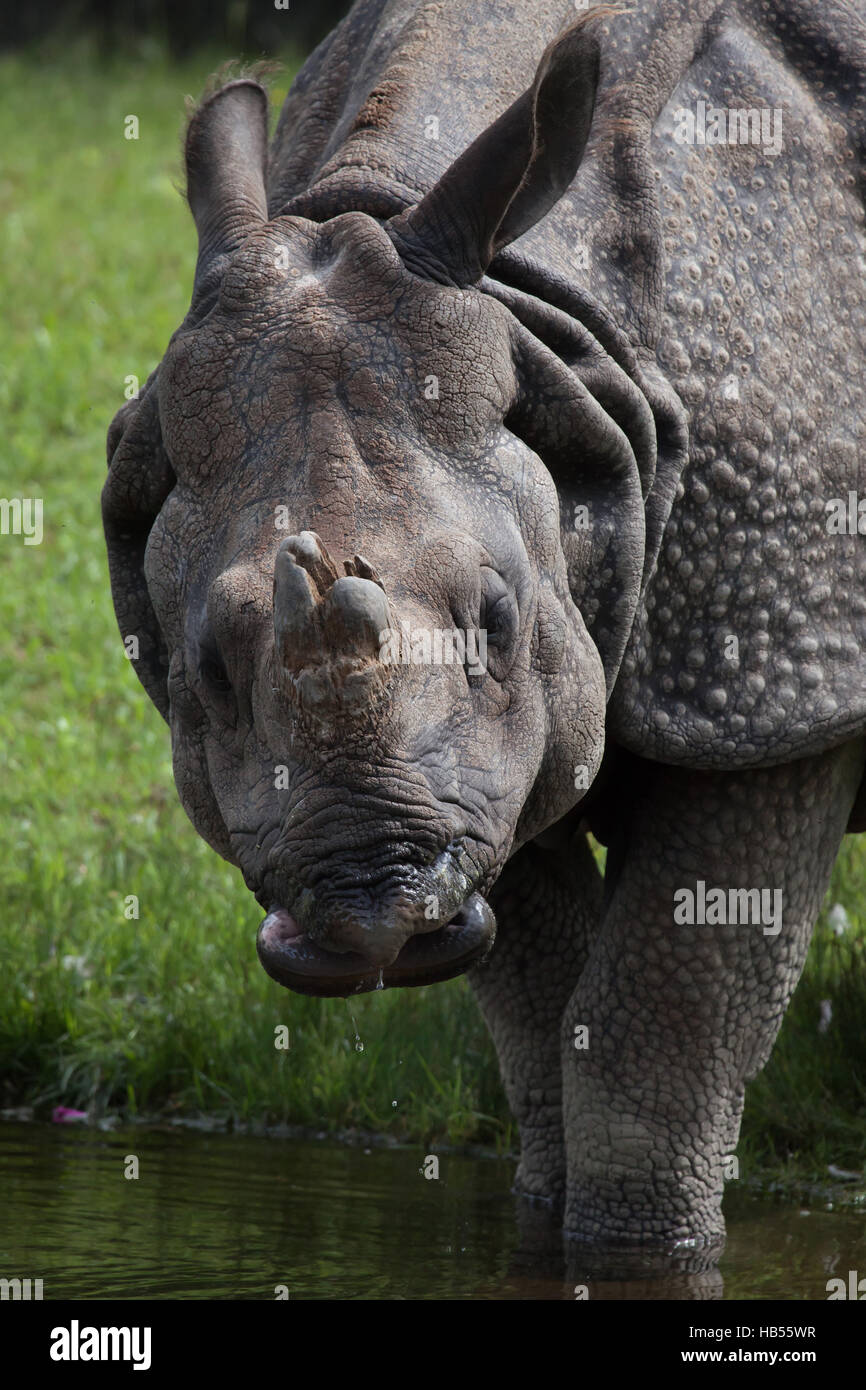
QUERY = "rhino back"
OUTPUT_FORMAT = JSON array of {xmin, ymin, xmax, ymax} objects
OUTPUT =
[
  {"xmin": 504, "ymin": 0, "xmax": 866, "ymax": 768},
  {"xmin": 619, "ymin": 0, "xmax": 866, "ymax": 768}
]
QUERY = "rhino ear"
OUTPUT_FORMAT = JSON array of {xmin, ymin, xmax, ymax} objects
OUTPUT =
[
  {"xmin": 386, "ymin": 15, "xmax": 603, "ymax": 286},
  {"xmin": 102, "ymin": 384, "xmax": 175, "ymax": 722},
  {"xmin": 185, "ymin": 79, "xmax": 270, "ymax": 299}
]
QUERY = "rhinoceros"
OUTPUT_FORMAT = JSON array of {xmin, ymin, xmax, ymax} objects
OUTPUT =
[{"xmin": 103, "ymin": 0, "xmax": 866, "ymax": 1264}]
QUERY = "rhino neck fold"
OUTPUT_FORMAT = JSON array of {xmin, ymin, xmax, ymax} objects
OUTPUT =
[{"xmin": 481, "ymin": 248, "xmax": 689, "ymax": 696}]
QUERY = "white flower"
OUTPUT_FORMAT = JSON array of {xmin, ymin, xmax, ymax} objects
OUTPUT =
[{"xmin": 827, "ymin": 904, "xmax": 850, "ymax": 936}]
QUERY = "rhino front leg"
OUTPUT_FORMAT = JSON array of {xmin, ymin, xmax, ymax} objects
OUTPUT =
[
  {"xmin": 469, "ymin": 833, "xmax": 603, "ymax": 1204},
  {"xmin": 562, "ymin": 740, "xmax": 865, "ymax": 1255}
]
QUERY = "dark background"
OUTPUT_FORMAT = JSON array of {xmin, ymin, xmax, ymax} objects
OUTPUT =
[{"xmin": 0, "ymin": 0, "xmax": 353, "ymax": 56}]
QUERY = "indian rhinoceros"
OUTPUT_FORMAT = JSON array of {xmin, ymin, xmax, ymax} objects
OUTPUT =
[{"xmin": 103, "ymin": 0, "xmax": 866, "ymax": 1266}]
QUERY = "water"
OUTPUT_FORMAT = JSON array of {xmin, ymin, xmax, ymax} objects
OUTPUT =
[{"xmin": 0, "ymin": 1121, "xmax": 863, "ymax": 1299}]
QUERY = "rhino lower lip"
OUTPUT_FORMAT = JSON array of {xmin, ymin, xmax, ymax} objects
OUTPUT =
[{"xmin": 255, "ymin": 893, "xmax": 496, "ymax": 997}]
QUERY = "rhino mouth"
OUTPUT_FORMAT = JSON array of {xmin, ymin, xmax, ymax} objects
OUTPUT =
[{"xmin": 256, "ymin": 894, "xmax": 496, "ymax": 997}]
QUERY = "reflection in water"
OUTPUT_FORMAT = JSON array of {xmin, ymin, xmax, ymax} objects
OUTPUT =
[{"xmin": 0, "ymin": 1122, "xmax": 862, "ymax": 1300}]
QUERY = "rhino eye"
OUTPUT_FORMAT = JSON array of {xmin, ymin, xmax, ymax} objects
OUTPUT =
[
  {"xmin": 479, "ymin": 567, "xmax": 519, "ymax": 678},
  {"xmin": 198, "ymin": 635, "xmax": 232, "ymax": 695}
]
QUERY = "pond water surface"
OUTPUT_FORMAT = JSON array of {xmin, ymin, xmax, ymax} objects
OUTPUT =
[{"xmin": 1, "ymin": 1120, "xmax": 863, "ymax": 1299}]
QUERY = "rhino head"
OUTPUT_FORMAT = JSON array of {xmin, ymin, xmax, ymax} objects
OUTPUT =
[{"xmin": 103, "ymin": 23, "xmax": 660, "ymax": 996}]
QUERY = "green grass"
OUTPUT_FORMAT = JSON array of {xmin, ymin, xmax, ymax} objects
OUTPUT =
[{"xmin": 0, "ymin": 42, "xmax": 865, "ymax": 1185}]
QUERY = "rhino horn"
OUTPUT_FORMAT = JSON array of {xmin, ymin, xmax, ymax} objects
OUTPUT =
[
  {"xmin": 274, "ymin": 537, "xmax": 319, "ymax": 673},
  {"xmin": 320, "ymin": 578, "xmax": 392, "ymax": 660},
  {"xmin": 185, "ymin": 80, "xmax": 269, "ymax": 300},
  {"xmin": 273, "ymin": 532, "xmax": 391, "ymax": 676},
  {"xmin": 344, "ymin": 554, "xmax": 385, "ymax": 589}
]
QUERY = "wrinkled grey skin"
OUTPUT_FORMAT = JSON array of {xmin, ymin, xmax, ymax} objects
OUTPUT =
[{"xmin": 104, "ymin": 0, "xmax": 866, "ymax": 1269}]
